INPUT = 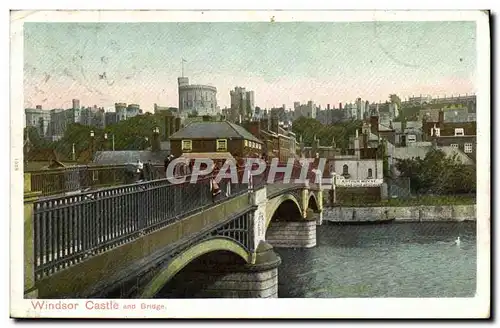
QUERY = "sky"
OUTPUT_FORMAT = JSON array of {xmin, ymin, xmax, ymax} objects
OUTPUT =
[{"xmin": 24, "ymin": 21, "xmax": 477, "ymax": 112}]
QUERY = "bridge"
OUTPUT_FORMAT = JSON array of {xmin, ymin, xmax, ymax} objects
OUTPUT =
[{"xmin": 23, "ymin": 166, "xmax": 324, "ymax": 299}]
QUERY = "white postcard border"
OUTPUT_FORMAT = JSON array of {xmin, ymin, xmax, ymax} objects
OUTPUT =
[{"xmin": 9, "ymin": 9, "xmax": 490, "ymax": 319}]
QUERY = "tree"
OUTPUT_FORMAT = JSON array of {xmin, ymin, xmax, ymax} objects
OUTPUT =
[
  {"xmin": 394, "ymin": 149, "xmax": 476, "ymax": 195},
  {"xmin": 24, "ymin": 126, "xmax": 52, "ymax": 149},
  {"xmin": 389, "ymin": 94, "xmax": 402, "ymax": 109},
  {"xmin": 291, "ymin": 117, "xmax": 362, "ymax": 150}
]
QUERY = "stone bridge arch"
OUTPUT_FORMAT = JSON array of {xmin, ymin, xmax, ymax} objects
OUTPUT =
[
  {"xmin": 264, "ymin": 188, "xmax": 321, "ymax": 249},
  {"xmin": 140, "ymin": 237, "xmax": 251, "ymax": 298},
  {"xmin": 307, "ymin": 192, "xmax": 320, "ymax": 213},
  {"xmin": 265, "ymin": 194, "xmax": 303, "ymax": 229}
]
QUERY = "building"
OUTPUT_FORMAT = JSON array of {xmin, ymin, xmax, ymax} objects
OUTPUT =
[
  {"xmin": 178, "ymin": 76, "xmax": 218, "ymax": 117},
  {"xmin": 168, "ymin": 118, "xmax": 263, "ymax": 159},
  {"xmin": 369, "ymin": 115, "xmax": 396, "ymax": 145},
  {"xmin": 244, "ymin": 113, "xmax": 299, "ymax": 162},
  {"xmin": 293, "ymin": 101, "xmax": 317, "ymax": 120},
  {"xmin": 25, "ymin": 105, "xmax": 51, "ymax": 137},
  {"xmin": 316, "ymin": 105, "xmax": 346, "ymax": 125},
  {"xmin": 80, "ymin": 106, "xmax": 105, "ymax": 129},
  {"xmin": 115, "ymin": 103, "xmax": 127, "ymax": 121},
  {"xmin": 402, "ymin": 94, "xmax": 476, "ymax": 113},
  {"xmin": 229, "ymin": 87, "xmax": 255, "ymax": 122},
  {"xmin": 300, "ymin": 129, "xmax": 383, "ymax": 181},
  {"xmin": 405, "ymin": 95, "xmax": 433, "ymax": 106},
  {"xmin": 105, "ymin": 112, "xmax": 118, "ymax": 126},
  {"xmin": 422, "ymin": 110, "xmax": 476, "ymax": 161},
  {"xmin": 391, "ymin": 120, "xmax": 424, "ymax": 146},
  {"xmin": 391, "ymin": 142, "xmax": 475, "ymax": 167},
  {"xmin": 72, "ymin": 99, "xmax": 80, "ymax": 110},
  {"xmin": 46, "ymin": 109, "xmax": 67, "ymax": 141},
  {"xmin": 114, "ymin": 103, "xmax": 142, "ymax": 122}
]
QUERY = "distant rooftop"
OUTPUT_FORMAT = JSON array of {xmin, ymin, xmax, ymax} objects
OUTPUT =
[{"xmin": 169, "ymin": 121, "xmax": 263, "ymax": 144}]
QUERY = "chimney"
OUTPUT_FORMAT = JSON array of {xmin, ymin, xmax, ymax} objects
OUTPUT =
[
  {"xmin": 270, "ymin": 112, "xmax": 279, "ymax": 134},
  {"xmin": 363, "ymin": 130, "xmax": 368, "ymax": 151},
  {"xmin": 260, "ymin": 117, "xmax": 270, "ymax": 131},
  {"xmin": 174, "ymin": 117, "xmax": 181, "ymax": 132},
  {"xmin": 247, "ymin": 121, "xmax": 261, "ymax": 138},
  {"xmin": 152, "ymin": 127, "xmax": 161, "ymax": 152},
  {"xmin": 35, "ymin": 105, "xmax": 42, "ymax": 110},
  {"xmin": 370, "ymin": 115, "xmax": 379, "ymax": 135},
  {"xmin": 438, "ymin": 110, "xmax": 444, "ymax": 126},
  {"xmin": 339, "ymin": 102, "xmax": 343, "ymax": 110},
  {"xmin": 401, "ymin": 117, "xmax": 407, "ymax": 132},
  {"xmin": 327, "ymin": 104, "xmax": 331, "ymax": 110}
]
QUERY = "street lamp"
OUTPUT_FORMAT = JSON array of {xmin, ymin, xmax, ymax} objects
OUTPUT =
[
  {"xmin": 153, "ymin": 127, "xmax": 160, "ymax": 134},
  {"xmin": 90, "ymin": 130, "xmax": 95, "ymax": 156},
  {"xmin": 104, "ymin": 133, "xmax": 116, "ymax": 151}
]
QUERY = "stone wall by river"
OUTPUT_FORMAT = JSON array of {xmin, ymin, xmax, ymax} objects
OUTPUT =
[{"xmin": 323, "ymin": 205, "xmax": 476, "ymax": 223}]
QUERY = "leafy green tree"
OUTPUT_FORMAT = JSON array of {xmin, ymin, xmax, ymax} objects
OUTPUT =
[
  {"xmin": 291, "ymin": 117, "xmax": 362, "ymax": 150},
  {"xmin": 395, "ymin": 149, "xmax": 476, "ymax": 195},
  {"xmin": 53, "ymin": 123, "xmax": 101, "ymax": 160},
  {"xmin": 104, "ymin": 114, "xmax": 165, "ymax": 150},
  {"xmin": 24, "ymin": 126, "xmax": 52, "ymax": 149},
  {"xmin": 389, "ymin": 94, "xmax": 402, "ymax": 109}
]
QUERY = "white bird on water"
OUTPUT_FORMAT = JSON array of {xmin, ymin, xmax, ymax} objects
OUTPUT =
[{"xmin": 455, "ymin": 237, "xmax": 461, "ymax": 245}]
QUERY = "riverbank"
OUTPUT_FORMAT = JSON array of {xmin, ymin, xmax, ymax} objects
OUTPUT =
[{"xmin": 323, "ymin": 204, "xmax": 476, "ymax": 223}]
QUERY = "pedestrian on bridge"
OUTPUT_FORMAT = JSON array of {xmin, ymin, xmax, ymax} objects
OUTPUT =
[
  {"xmin": 164, "ymin": 154, "xmax": 174, "ymax": 177},
  {"xmin": 136, "ymin": 159, "xmax": 144, "ymax": 181},
  {"xmin": 211, "ymin": 162, "xmax": 221, "ymax": 199}
]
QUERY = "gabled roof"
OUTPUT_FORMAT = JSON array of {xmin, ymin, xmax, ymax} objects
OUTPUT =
[{"xmin": 169, "ymin": 121, "xmax": 262, "ymax": 144}]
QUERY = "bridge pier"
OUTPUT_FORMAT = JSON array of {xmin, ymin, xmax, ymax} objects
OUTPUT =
[
  {"xmin": 266, "ymin": 221, "xmax": 317, "ymax": 248},
  {"xmin": 155, "ymin": 241, "xmax": 281, "ymax": 298}
]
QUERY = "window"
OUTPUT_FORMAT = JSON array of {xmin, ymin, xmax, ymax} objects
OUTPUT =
[
  {"xmin": 92, "ymin": 171, "xmax": 99, "ymax": 181},
  {"xmin": 342, "ymin": 164, "xmax": 349, "ymax": 176},
  {"xmin": 216, "ymin": 139, "xmax": 227, "ymax": 152},
  {"xmin": 244, "ymin": 140, "xmax": 248, "ymax": 147},
  {"xmin": 451, "ymin": 144, "xmax": 459, "ymax": 149},
  {"xmin": 435, "ymin": 128, "xmax": 440, "ymax": 137},
  {"xmin": 464, "ymin": 143, "xmax": 473, "ymax": 153},
  {"xmin": 181, "ymin": 140, "xmax": 192, "ymax": 151},
  {"xmin": 454, "ymin": 128, "xmax": 464, "ymax": 136},
  {"xmin": 367, "ymin": 168, "xmax": 373, "ymax": 179}
]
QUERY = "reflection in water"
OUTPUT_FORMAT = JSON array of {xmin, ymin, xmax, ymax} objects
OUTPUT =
[{"xmin": 276, "ymin": 222, "xmax": 476, "ymax": 298}]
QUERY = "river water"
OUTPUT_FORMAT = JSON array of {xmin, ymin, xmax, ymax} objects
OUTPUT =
[{"xmin": 276, "ymin": 222, "xmax": 476, "ymax": 298}]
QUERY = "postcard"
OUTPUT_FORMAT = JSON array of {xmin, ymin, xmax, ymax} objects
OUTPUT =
[{"xmin": 10, "ymin": 10, "xmax": 490, "ymax": 319}]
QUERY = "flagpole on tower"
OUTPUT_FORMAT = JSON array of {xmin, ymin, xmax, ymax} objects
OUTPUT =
[{"xmin": 181, "ymin": 58, "xmax": 187, "ymax": 77}]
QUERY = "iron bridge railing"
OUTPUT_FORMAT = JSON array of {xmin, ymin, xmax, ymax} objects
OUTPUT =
[{"xmin": 31, "ymin": 162, "xmax": 317, "ymax": 281}]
